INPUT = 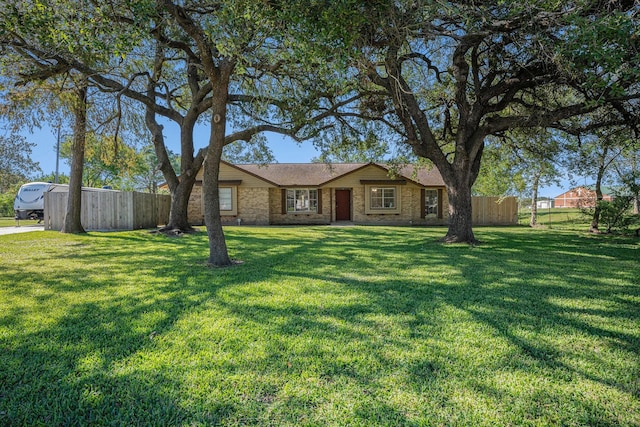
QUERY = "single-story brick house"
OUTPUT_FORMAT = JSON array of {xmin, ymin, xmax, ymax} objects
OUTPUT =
[
  {"xmin": 186, "ymin": 161, "xmax": 448, "ymax": 226},
  {"xmin": 554, "ymin": 185, "xmax": 614, "ymax": 208}
]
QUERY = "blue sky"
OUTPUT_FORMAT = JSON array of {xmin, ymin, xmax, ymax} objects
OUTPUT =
[
  {"xmin": 17, "ymin": 121, "xmax": 572, "ymax": 198},
  {"xmin": 22, "ymin": 121, "xmax": 318, "ymax": 170}
]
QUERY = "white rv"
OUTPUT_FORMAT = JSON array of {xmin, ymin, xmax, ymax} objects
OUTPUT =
[{"xmin": 14, "ymin": 182, "xmax": 68, "ymax": 221}]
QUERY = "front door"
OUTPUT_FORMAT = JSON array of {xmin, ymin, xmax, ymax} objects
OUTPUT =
[{"xmin": 335, "ymin": 189, "xmax": 351, "ymax": 221}]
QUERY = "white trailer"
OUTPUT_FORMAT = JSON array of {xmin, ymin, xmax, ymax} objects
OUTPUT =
[{"xmin": 14, "ymin": 182, "xmax": 68, "ymax": 221}]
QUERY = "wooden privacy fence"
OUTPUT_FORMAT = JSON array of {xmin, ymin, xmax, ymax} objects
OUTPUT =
[
  {"xmin": 44, "ymin": 190, "xmax": 171, "ymax": 231},
  {"xmin": 472, "ymin": 196, "xmax": 518, "ymax": 225}
]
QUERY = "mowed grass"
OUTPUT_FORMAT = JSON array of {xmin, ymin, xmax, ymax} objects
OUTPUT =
[
  {"xmin": 0, "ymin": 217, "xmax": 41, "ymax": 227},
  {"xmin": 518, "ymin": 208, "xmax": 592, "ymax": 229},
  {"xmin": 0, "ymin": 217, "xmax": 42, "ymax": 227},
  {"xmin": 1, "ymin": 226, "xmax": 639, "ymax": 426}
]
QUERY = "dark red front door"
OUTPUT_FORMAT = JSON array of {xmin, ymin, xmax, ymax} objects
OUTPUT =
[{"xmin": 335, "ymin": 189, "xmax": 351, "ymax": 221}]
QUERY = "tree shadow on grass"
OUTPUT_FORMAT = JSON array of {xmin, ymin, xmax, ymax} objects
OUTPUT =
[
  {"xmin": 436, "ymin": 231, "xmax": 640, "ymax": 425},
  {"xmin": 235, "ymin": 226, "xmax": 638, "ymax": 425},
  {"xmin": 1, "ymin": 226, "xmax": 638, "ymax": 425},
  {"xmin": 215, "ymin": 226, "xmax": 640, "ymax": 425},
  {"xmin": 2, "ymin": 227, "xmax": 402, "ymax": 424},
  {"xmin": 0, "ymin": 230, "xmax": 242, "ymax": 424}
]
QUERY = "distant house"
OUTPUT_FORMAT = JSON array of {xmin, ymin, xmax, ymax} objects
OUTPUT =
[
  {"xmin": 554, "ymin": 186, "xmax": 613, "ymax": 208},
  {"xmin": 186, "ymin": 161, "xmax": 449, "ymax": 226},
  {"xmin": 535, "ymin": 198, "xmax": 555, "ymax": 209}
]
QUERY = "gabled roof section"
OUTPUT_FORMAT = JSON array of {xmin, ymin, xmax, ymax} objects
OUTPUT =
[
  {"xmin": 389, "ymin": 164, "xmax": 445, "ymax": 187},
  {"xmin": 220, "ymin": 160, "xmax": 280, "ymax": 187},
  {"xmin": 230, "ymin": 162, "xmax": 445, "ymax": 187},
  {"xmin": 233, "ymin": 163, "xmax": 366, "ymax": 186}
]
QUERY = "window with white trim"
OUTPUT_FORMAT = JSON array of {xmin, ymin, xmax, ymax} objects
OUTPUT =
[
  {"xmin": 370, "ymin": 187, "xmax": 396, "ymax": 209},
  {"xmin": 425, "ymin": 189, "xmax": 438, "ymax": 217},
  {"xmin": 287, "ymin": 189, "xmax": 318, "ymax": 212},
  {"xmin": 219, "ymin": 187, "xmax": 233, "ymax": 211}
]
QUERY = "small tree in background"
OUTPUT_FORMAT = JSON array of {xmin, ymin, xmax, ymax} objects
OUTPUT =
[
  {"xmin": 34, "ymin": 173, "xmax": 70, "ymax": 185},
  {"xmin": 473, "ymin": 129, "xmax": 562, "ymax": 227},
  {"xmin": 1, "ymin": 1, "xmax": 145, "ymax": 233},
  {"xmin": 0, "ymin": 135, "xmax": 41, "ymax": 193},
  {"xmin": 597, "ymin": 198, "xmax": 637, "ymax": 234},
  {"xmin": 131, "ymin": 144, "xmax": 180, "ymax": 194},
  {"xmin": 0, "ymin": 185, "xmax": 20, "ymax": 216},
  {"xmin": 59, "ymin": 134, "xmax": 140, "ymax": 189},
  {"xmin": 563, "ymin": 126, "xmax": 636, "ymax": 233}
]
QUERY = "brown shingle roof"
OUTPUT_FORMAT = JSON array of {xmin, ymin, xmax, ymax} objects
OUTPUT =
[
  {"xmin": 233, "ymin": 163, "xmax": 364, "ymax": 186},
  {"xmin": 231, "ymin": 162, "xmax": 445, "ymax": 187},
  {"xmin": 393, "ymin": 164, "xmax": 445, "ymax": 187}
]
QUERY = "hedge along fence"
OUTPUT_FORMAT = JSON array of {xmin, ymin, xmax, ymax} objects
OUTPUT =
[
  {"xmin": 472, "ymin": 196, "xmax": 518, "ymax": 225},
  {"xmin": 44, "ymin": 190, "xmax": 170, "ymax": 231}
]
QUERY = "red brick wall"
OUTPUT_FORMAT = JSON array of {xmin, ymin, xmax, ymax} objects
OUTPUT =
[{"xmin": 554, "ymin": 187, "xmax": 612, "ymax": 208}]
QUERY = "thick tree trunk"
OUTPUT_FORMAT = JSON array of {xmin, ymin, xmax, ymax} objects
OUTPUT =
[
  {"xmin": 160, "ymin": 121, "xmax": 199, "ymax": 233},
  {"xmin": 203, "ymin": 146, "xmax": 231, "ymax": 266},
  {"xmin": 61, "ymin": 83, "xmax": 87, "ymax": 234},
  {"xmin": 442, "ymin": 180, "xmax": 477, "ymax": 243},
  {"xmin": 203, "ymin": 77, "xmax": 232, "ymax": 267},
  {"xmin": 163, "ymin": 117, "xmax": 200, "ymax": 232},
  {"xmin": 376, "ymin": 38, "xmax": 487, "ymax": 244},
  {"xmin": 438, "ymin": 148, "xmax": 480, "ymax": 244},
  {"xmin": 145, "ymin": 96, "xmax": 197, "ymax": 233},
  {"xmin": 163, "ymin": 179, "xmax": 196, "ymax": 232},
  {"xmin": 529, "ymin": 171, "xmax": 541, "ymax": 227},
  {"xmin": 435, "ymin": 140, "xmax": 483, "ymax": 244}
]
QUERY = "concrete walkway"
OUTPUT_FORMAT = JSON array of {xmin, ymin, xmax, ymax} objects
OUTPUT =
[{"xmin": 0, "ymin": 224, "xmax": 45, "ymax": 236}]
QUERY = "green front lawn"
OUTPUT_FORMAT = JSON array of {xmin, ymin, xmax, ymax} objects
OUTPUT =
[{"xmin": 1, "ymin": 226, "xmax": 639, "ymax": 426}]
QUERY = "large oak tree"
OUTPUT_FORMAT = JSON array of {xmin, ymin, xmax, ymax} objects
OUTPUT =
[
  {"xmin": 157, "ymin": 0, "xmax": 352, "ymax": 265},
  {"xmin": 3, "ymin": 0, "xmax": 349, "ymax": 264},
  {"xmin": 330, "ymin": 0, "xmax": 640, "ymax": 243}
]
